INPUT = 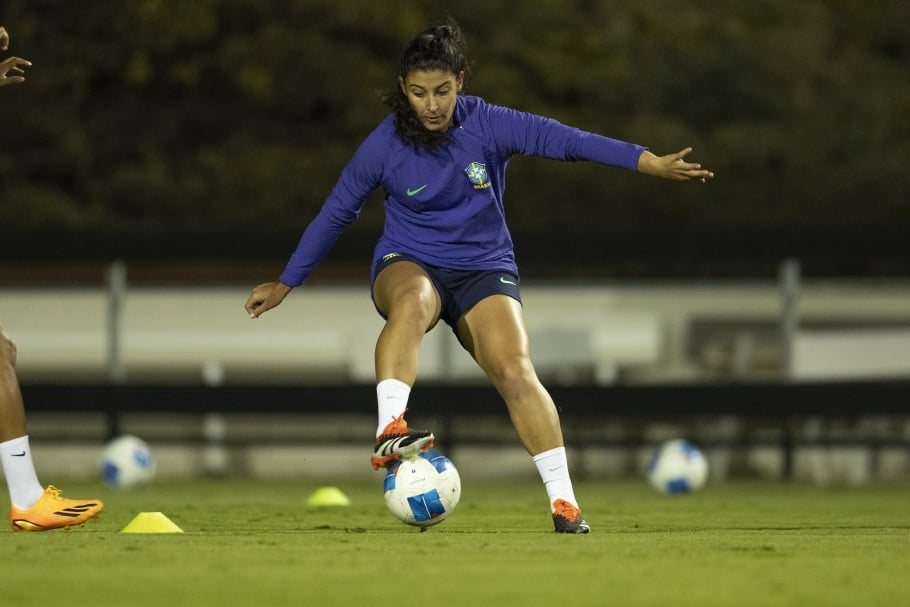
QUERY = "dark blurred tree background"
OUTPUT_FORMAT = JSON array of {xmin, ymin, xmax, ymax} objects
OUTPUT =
[{"xmin": 1, "ymin": 0, "xmax": 908, "ymax": 278}]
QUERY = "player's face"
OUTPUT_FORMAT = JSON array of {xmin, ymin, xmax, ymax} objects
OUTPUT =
[{"xmin": 399, "ymin": 69, "xmax": 464, "ymax": 132}]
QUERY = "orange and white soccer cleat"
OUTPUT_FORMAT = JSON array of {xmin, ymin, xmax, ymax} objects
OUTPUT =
[
  {"xmin": 371, "ymin": 412, "xmax": 434, "ymax": 470},
  {"xmin": 552, "ymin": 498, "xmax": 590, "ymax": 534}
]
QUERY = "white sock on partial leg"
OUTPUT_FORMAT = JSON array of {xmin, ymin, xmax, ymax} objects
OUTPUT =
[
  {"xmin": 376, "ymin": 378, "xmax": 411, "ymax": 437},
  {"xmin": 1, "ymin": 436, "xmax": 45, "ymax": 510},
  {"xmin": 533, "ymin": 446, "xmax": 579, "ymax": 512}
]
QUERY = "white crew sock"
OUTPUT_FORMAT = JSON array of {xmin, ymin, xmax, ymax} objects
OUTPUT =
[
  {"xmin": 1, "ymin": 436, "xmax": 45, "ymax": 510},
  {"xmin": 533, "ymin": 446, "xmax": 579, "ymax": 512},
  {"xmin": 376, "ymin": 378, "xmax": 411, "ymax": 437}
]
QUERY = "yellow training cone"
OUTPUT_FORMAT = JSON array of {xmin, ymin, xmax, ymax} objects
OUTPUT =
[
  {"xmin": 120, "ymin": 512, "xmax": 184, "ymax": 534},
  {"xmin": 307, "ymin": 486, "xmax": 351, "ymax": 507}
]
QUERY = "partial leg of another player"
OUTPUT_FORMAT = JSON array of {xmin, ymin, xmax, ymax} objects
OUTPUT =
[
  {"xmin": 457, "ymin": 295, "xmax": 590, "ymax": 533},
  {"xmin": 0, "ymin": 322, "xmax": 104, "ymax": 531}
]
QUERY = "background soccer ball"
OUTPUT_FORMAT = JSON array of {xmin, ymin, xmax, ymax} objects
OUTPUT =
[
  {"xmin": 383, "ymin": 450, "xmax": 461, "ymax": 528},
  {"xmin": 99, "ymin": 434, "xmax": 156, "ymax": 488},
  {"xmin": 647, "ymin": 439, "xmax": 709, "ymax": 494}
]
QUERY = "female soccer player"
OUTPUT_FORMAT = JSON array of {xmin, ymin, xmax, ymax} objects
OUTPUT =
[
  {"xmin": 0, "ymin": 27, "xmax": 103, "ymax": 531},
  {"xmin": 245, "ymin": 20, "xmax": 713, "ymax": 533}
]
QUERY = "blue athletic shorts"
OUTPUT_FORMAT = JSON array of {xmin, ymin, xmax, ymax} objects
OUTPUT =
[{"xmin": 371, "ymin": 252, "xmax": 522, "ymax": 329}]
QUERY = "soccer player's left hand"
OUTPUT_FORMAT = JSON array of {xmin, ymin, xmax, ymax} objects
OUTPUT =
[
  {"xmin": 638, "ymin": 147, "xmax": 714, "ymax": 183},
  {"xmin": 0, "ymin": 56, "xmax": 31, "ymax": 87}
]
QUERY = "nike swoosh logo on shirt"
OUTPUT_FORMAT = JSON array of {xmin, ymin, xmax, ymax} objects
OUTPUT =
[
  {"xmin": 500, "ymin": 277, "xmax": 517, "ymax": 286},
  {"xmin": 11, "ymin": 451, "xmax": 27, "ymax": 457},
  {"xmin": 407, "ymin": 184, "xmax": 428, "ymax": 196}
]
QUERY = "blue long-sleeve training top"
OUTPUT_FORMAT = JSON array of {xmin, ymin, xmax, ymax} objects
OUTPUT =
[{"xmin": 278, "ymin": 95, "xmax": 645, "ymax": 287}]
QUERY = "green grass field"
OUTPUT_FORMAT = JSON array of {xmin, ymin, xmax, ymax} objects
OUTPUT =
[{"xmin": 4, "ymin": 478, "xmax": 909, "ymax": 606}]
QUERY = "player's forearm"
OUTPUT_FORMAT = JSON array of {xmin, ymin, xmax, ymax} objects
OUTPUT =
[{"xmin": 636, "ymin": 150, "xmax": 662, "ymax": 177}]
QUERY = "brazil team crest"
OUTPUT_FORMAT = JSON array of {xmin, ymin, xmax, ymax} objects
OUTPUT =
[{"xmin": 465, "ymin": 162, "xmax": 491, "ymax": 190}]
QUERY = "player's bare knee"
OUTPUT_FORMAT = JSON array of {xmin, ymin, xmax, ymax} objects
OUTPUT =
[
  {"xmin": 389, "ymin": 286, "xmax": 439, "ymax": 327},
  {"xmin": 485, "ymin": 355, "xmax": 536, "ymax": 392}
]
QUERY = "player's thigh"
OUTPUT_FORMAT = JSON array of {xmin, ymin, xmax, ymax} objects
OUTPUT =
[
  {"xmin": 0, "ymin": 322, "xmax": 16, "ymax": 365},
  {"xmin": 373, "ymin": 260, "xmax": 442, "ymax": 323},
  {"xmin": 456, "ymin": 294, "xmax": 531, "ymax": 370}
]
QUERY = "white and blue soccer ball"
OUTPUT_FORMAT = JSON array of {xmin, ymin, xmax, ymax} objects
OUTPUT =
[
  {"xmin": 383, "ymin": 450, "xmax": 461, "ymax": 528},
  {"xmin": 647, "ymin": 439, "xmax": 709, "ymax": 494},
  {"xmin": 99, "ymin": 434, "xmax": 156, "ymax": 489}
]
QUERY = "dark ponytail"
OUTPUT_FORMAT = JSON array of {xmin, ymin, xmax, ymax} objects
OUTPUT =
[{"xmin": 381, "ymin": 19, "xmax": 471, "ymax": 153}]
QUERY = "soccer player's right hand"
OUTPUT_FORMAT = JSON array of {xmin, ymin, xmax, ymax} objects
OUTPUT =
[{"xmin": 244, "ymin": 281, "xmax": 293, "ymax": 319}]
